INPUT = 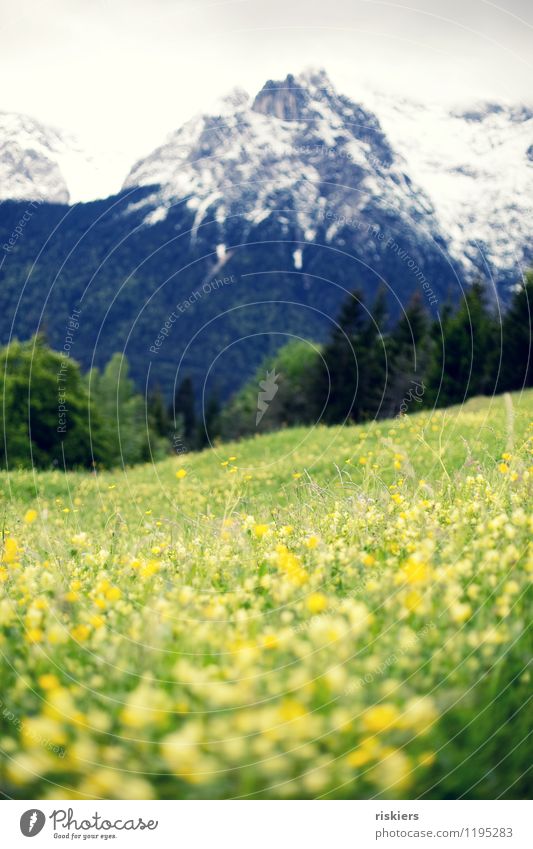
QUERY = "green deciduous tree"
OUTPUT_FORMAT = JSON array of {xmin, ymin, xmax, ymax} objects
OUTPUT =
[
  {"xmin": 89, "ymin": 353, "xmax": 154, "ymax": 466},
  {"xmin": 219, "ymin": 340, "xmax": 320, "ymax": 440},
  {"xmin": 0, "ymin": 335, "xmax": 108, "ymax": 469}
]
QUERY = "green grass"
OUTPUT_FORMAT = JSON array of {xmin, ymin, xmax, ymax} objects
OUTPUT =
[{"xmin": 0, "ymin": 391, "xmax": 532, "ymax": 799}]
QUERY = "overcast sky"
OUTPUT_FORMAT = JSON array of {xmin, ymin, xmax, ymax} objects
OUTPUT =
[{"xmin": 1, "ymin": 0, "xmax": 531, "ymax": 164}]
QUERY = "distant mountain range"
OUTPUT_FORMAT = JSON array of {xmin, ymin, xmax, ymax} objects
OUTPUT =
[
  {"xmin": 0, "ymin": 69, "xmax": 531, "ymax": 400},
  {"xmin": 0, "ymin": 111, "xmax": 124, "ymax": 205}
]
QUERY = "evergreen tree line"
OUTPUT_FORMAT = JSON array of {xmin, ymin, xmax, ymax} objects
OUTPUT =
[
  {"xmin": 1, "ymin": 272, "xmax": 532, "ymax": 468},
  {"xmin": 215, "ymin": 271, "xmax": 533, "ymax": 438}
]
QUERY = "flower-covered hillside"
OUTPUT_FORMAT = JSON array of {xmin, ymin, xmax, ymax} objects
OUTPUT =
[{"xmin": 1, "ymin": 392, "xmax": 531, "ymax": 799}]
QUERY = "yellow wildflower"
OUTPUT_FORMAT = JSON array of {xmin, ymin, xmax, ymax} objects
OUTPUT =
[
  {"xmin": 26, "ymin": 628, "xmax": 44, "ymax": 644},
  {"xmin": 38, "ymin": 674, "xmax": 60, "ymax": 691},
  {"xmin": 262, "ymin": 633, "xmax": 279, "ymax": 650},
  {"xmin": 2, "ymin": 538, "xmax": 19, "ymax": 563},
  {"xmin": 71, "ymin": 624, "xmax": 91, "ymax": 642},
  {"xmin": 399, "ymin": 697, "xmax": 438, "ymax": 735},
  {"xmin": 275, "ymin": 545, "xmax": 308, "ymax": 585},
  {"xmin": 404, "ymin": 590, "xmax": 423, "ymax": 612},
  {"xmin": 362, "ymin": 703, "xmax": 400, "ymax": 733},
  {"xmin": 371, "ymin": 748, "xmax": 413, "ymax": 793},
  {"xmin": 306, "ymin": 593, "xmax": 328, "ymax": 614},
  {"xmin": 346, "ymin": 736, "xmax": 380, "ymax": 768},
  {"xmin": 362, "ymin": 553, "xmax": 376, "ymax": 567}
]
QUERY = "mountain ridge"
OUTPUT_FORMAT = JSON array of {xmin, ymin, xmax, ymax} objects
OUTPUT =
[
  {"xmin": 1, "ymin": 68, "xmax": 531, "ymax": 282},
  {"xmin": 0, "ymin": 68, "xmax": 530, "ymax": 402},
  {"xmin": 121, "ymin": 69, "xmax": 532, "ymax": 281}
]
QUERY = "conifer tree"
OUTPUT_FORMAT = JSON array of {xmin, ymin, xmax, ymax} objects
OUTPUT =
[
  {"xmin": 499, "ymin": 271, "xmax": 533, "ymax": 391},
  {"xmin": 197, "ymin": 392, "xmax": 222, "ymax": 448},
  {"xmin": 383, "ymin": 293, "xmax": 430, "ymax": 417},
  {"xmin": 312, "ymin": 290, "xmax": 366, "ymax": 424},
  {"xmin": 424, "ymin": 284, "xmax": 496, "ymax": 407},
  {"xmin": 355, "ymin": 287, "xmax": 388, "ymax": 420},
  {"xmin": 312, "ymin": 288, "xmax": 389, "ymax": 424},
  {"xmin": 170, "ymin": 377, "xmax": 197, "ymax": 443},
  {"xmin": 147, "ymin": 386, "xmax": 170, "ymax": 439}
]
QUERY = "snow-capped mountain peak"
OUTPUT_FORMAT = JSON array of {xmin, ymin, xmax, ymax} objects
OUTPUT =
[
  {"xmin": 122, "ymin": 69, "xmax": 443, "ymax": 266},
  {"xmin": 0, "ymin": 111, "xmax": 71, "ymax": 204},
  {"xmin": 0, "ymin": 111, "xmax": 128, "ymax": 205},
  {"xmin": 1, "ymin": 70, "xmax": 531, "ymax": 283},
  {"xmin": 252, "ymin": 72, "xmax": 315, "ymax": 120},
  {"xmin": 121, "ymin": 70, "xmax": 532, "ymax": 281}
]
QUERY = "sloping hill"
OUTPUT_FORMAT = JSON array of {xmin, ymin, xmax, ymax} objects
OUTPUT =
[{"xmin": 1, "ymin": 392, "xmax": 531, "ymax": 799}]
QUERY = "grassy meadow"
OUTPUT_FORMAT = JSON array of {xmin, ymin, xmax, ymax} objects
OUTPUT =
[{"xmin": 0, "ymin": 391, "xmax": 532, "ymax": 799}]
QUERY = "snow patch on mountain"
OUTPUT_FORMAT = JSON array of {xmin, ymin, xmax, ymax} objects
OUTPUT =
[{"xmin": 363, "ymin": 91, "xmax": 533, "ymax": 274}]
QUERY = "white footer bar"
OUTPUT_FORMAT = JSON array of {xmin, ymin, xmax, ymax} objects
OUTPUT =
[{"xmin": 2, "ymin": 799, "xmax": 531, "ymax": 848}]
